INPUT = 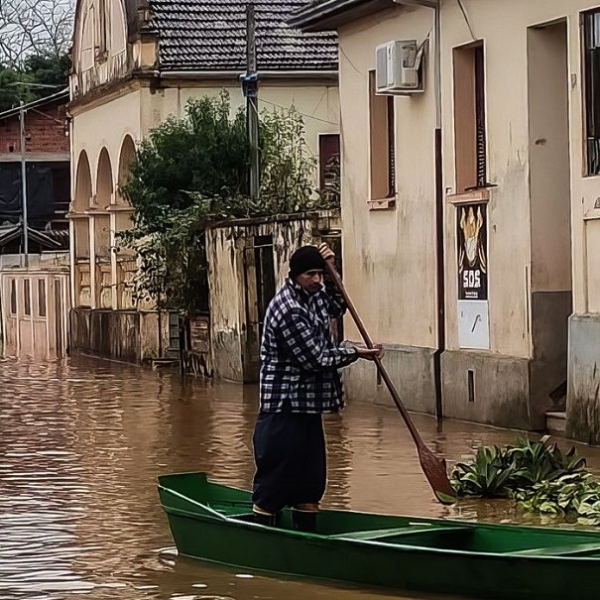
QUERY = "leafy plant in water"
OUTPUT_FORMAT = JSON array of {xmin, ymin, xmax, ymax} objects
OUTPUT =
[
  {"xmin": 451, "ymin": 436, "xmax": 600, "ymax": 525},
  {"xmin": 450, "ymin": 445, "xmax": 516, "ymax": 498},
  {"xmin": 514, "ymin": 473, "xmax": 600, "ymax": 525},
  {"xmin": 451, "ymin": 436, "xmax": 587, "ymax": 498},
  {"xmin": 508, "ymin": 436, "xmax": 587, "ymax": 488}
]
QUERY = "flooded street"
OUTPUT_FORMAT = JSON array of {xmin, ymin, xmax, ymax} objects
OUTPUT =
[{"xmin": 2, "ymin": 356, "xmax": 600, "ymax": 600}]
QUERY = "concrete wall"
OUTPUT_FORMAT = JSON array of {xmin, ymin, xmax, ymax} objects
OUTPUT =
[
  {"xmin": 69, "ymin": 307, "xmax": 170, "ymax": 363},
  {"xmin": 567, "ymin": 315, "xmax": 600, "ymax": 443}
]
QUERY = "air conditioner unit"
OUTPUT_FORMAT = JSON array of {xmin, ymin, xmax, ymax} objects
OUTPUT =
[{"xmin": 375, "ymin": 40, "xmax": 425, "ymax": 94}]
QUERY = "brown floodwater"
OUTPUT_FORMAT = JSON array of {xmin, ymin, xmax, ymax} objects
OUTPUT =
[{"xmin": 2, "ymin": 355, "xmax": 600, "ymax": 600}]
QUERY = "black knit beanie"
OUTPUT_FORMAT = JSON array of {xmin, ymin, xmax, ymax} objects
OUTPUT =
[{"xmin": 289, "ymin": 246, "xmax": 326, "ymax": 279}]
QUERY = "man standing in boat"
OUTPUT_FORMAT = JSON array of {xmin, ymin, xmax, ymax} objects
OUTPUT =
[{"xmin": 252, "ymin": 243, "xmax": 383, "ymax": 532}]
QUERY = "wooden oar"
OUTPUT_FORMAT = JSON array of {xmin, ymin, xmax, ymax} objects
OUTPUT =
[{"xmin": 324, "ymin": 258, "xmax": 457, "ymax": 505}]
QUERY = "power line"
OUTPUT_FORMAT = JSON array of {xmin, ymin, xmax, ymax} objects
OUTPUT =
[
  {"xmin": 457, "ymin": 0, "xmax": 477, "ymax": 41},
  {"xmin": 257, "ymin": 97, "xmax": 339, "ymax": 127},
  {"xmin": 340, "ymin": 46, "xmax": 366, "ymax": 79},
  {"xmin": 30, "ymin": 107, "xmax": 66, "ymax": 125}
]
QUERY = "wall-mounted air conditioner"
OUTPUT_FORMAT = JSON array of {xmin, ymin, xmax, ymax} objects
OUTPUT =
[{"xmin": 375, "ymin": 40, "xmax": 426, "ymax": 95}]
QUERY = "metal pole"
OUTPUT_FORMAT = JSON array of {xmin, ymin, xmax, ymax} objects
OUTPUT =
[
  {"xmin": 19, "ymin": 102, "xmax": 29, "ymax": 268},
  {"xmin": 245, "ymin": 3, "xmax": 260, "ymax": 198}
]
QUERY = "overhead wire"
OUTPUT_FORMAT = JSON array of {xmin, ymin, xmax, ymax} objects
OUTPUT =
[
  {"xmin": 457, "ymin": 0, "xmax": 477, "ymax": 41},
  {"xmin": 257, "ymin": 96, "xmax": 339, "ymax": 127},
  {"xmin": 339, "ymin": 46, "xmax": 366, "ymax": 79}
]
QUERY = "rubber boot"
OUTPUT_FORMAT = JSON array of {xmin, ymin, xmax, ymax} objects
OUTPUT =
[
  {"xmin": 252, "ymin": 508, "xmax": 278, "ymax": 527},
  {"xmin": 292, "ymin": 510, "xmax": 318, "ymax": 533}
]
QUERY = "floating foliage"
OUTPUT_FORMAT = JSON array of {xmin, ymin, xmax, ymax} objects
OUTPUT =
[
  {"xmin": 514, "ymin": 473, "xmax": 600, "ymax": 525},
  {"xmin": 451, "ymin": 436, "xmax": 600, "ymax": 524}
]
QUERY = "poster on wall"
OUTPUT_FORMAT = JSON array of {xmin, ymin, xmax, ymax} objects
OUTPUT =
[
  {"xmin": 457, "ymin": 203, "xmax": 490, "ymax": 350},
  {"xmin": 457, "ymin": 204, "xmax": 488, "ymax": 300}
]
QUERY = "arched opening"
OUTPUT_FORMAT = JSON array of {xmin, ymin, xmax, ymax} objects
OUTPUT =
[
  {"xmin": 73, "ymin": 151, "xmax": 91, "ymax": 261},
  {"xmin": 73, "ymin": 151, "xmax": 92, "ymax": 308},
  {"xmin": 115, "ymin": 135, "xmax": 136, "ymax": 308},
  {"xmin": 94, "ymin": 148, "xmax": 112, "ymax": 306},
  {"xmin": 74, "ymin": 150, "xmax": 92, "ymax": 212},
  {"xmin": 95, "ymin": 147, "xmax": 113, "ymax": 208},
  {"xmin": 117, "ymin": 135, "xmax": 136, "ymax": 206}
]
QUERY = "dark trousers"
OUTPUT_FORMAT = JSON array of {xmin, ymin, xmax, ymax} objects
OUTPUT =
[{"xmin": 252, "ymin": 412, "xmax": 326, "ymax": 514}]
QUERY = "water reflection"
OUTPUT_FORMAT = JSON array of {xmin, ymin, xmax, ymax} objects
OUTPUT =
[{"xmin": 1, "ymin": 355, "xmax": 600, "ymax": 599}]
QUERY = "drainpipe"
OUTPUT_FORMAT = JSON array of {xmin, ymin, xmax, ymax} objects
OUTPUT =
[
  {"xmin": 432, "ymin": 2, "xmax": 445, "ymax": 425},
  {"xmin": 394, "ymin": 0, "xmax": 444, "ymax": 422}
]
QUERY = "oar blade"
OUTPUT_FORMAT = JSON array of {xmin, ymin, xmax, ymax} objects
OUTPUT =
[{"xmin": 417, "ymin": 446, "xmax": 457, "ymax": 505}]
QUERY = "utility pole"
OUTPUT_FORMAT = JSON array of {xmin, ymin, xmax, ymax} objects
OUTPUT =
[
  {"xmin": 7, "ymin": 82, "xmax": 63, "ymax": 269},
  {"xmin": 19, "ymin": 101, "xmax": 29, "ymax": 268},
  {"xmin": 242, "ymin": 2, "xmax": 260, "ymax": 198}
]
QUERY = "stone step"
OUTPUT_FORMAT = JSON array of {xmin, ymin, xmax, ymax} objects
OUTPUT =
[{"xmin": 546, "ymin": 411, "xmax": 567, "ymax": 435}]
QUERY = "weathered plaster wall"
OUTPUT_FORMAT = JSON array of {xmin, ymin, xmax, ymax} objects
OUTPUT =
[{"xmin": 207, "ymin": 213, "xmax": 339, "ymax": 383}]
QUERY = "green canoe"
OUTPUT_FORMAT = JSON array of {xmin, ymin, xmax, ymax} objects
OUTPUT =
[{"xmin": 158, "ymin": 472, "xmax": 600, "ymax": 599}]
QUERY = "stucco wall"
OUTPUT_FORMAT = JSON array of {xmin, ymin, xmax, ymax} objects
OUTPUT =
[
  {"xmin": 71, "ymin": 87, "xmax": 143, "ymax": 187},
  {"xmin": 441, "ymin": 0, "xmax": 600, "ymax": 433},
  {"xmin": 333, "ymin": 0, "xmax": 600, "ymax": 426},
  {"xmin": 336, "ymin": 0, "xmax": 600, "ymax": 353},
  {"xmin": 338, "ymin": 7, "xmax": 437, "ymax": 350},
  {"xmin": 443, "ymin": 0, "xmax": 600, "ymax": 328},
  {"xmin": 70, "ymin": 82, "xmax": 337, "ymax": 214}
]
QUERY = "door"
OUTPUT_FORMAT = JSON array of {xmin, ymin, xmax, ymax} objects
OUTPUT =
[
  {"xmin": 243, "ymin": 235, "xmax": 277, "ymax": 383},
  {"xmin": 527, "ymin": 21, "xmax": 572, "ymax": 418}
]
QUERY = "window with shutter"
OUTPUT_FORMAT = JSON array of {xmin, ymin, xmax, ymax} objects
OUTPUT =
[
  {"xmin": 97, "ymin": 0, "xmax": 107, "ymax": 56},
  {"xmin": 319, "ymin": 133, "xmax": 340, "ymax": 192},
  {"xmin": 453, "ymin": 42, "xmax": 488, "ymax": 193},
  {"xmin": 80, "ymin": 6, "xmax": 95, "ymax": 71},
  {"xmin": 369, "ymin": 71, "xmax": 396, "ymax": 201},
  {"xmin": 583, "ymin": 9, "xmax": 600, "ymax": 176},
  {"xmin": 474, "ymin": 45, "xmax": 487, "ymax": 188}
]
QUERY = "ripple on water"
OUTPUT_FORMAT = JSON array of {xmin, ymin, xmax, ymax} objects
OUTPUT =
[{"xmin": 2, "ymin": 355, "xmax": 600, "ymax": 599}]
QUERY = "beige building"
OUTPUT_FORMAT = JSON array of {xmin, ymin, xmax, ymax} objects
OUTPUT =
[
  {"xmin": 292, "ymin": 0, "xmax": 600, "ymax": 442},
  {"xmin": 68, "ymin": 0, "xmax": 340, "ymax": 361}
]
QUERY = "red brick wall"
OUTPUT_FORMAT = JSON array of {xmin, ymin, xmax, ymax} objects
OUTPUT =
[{"xmin": 0, "ymin": 99, "xmax": 69, "ymax": 155}]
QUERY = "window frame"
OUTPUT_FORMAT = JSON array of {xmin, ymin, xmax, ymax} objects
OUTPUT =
[
  {"xmin": 368, "ymin": 70, "xmax": 396, "ymax": 204},
  {"xmin": 38, "ymin": 279, "xmax": 47, "ymax": 318},
  {"xmin": 23, "ymin": 279, "xmax": 31, "ymax": 317},
  {"xmin": 453, "ymin": 41, "xmax": 489, "ymax": 194},
  {"xmin": 582, "ymin": 8, "xmax": 600, "ymax": 177},
  {"xmin": 9, "ymin": 279, "xmax": 17, "ymax": 316}
]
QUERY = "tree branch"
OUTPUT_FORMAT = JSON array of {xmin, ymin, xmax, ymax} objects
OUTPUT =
[{"xmin": 0, "ymin": 0, "xmax": 74, "ymax": 67}]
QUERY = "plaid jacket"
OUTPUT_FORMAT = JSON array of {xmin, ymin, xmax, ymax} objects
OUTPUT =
[{"xmin": 259, "ymin": 279, "xmax": 358, "ymax": 414}]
